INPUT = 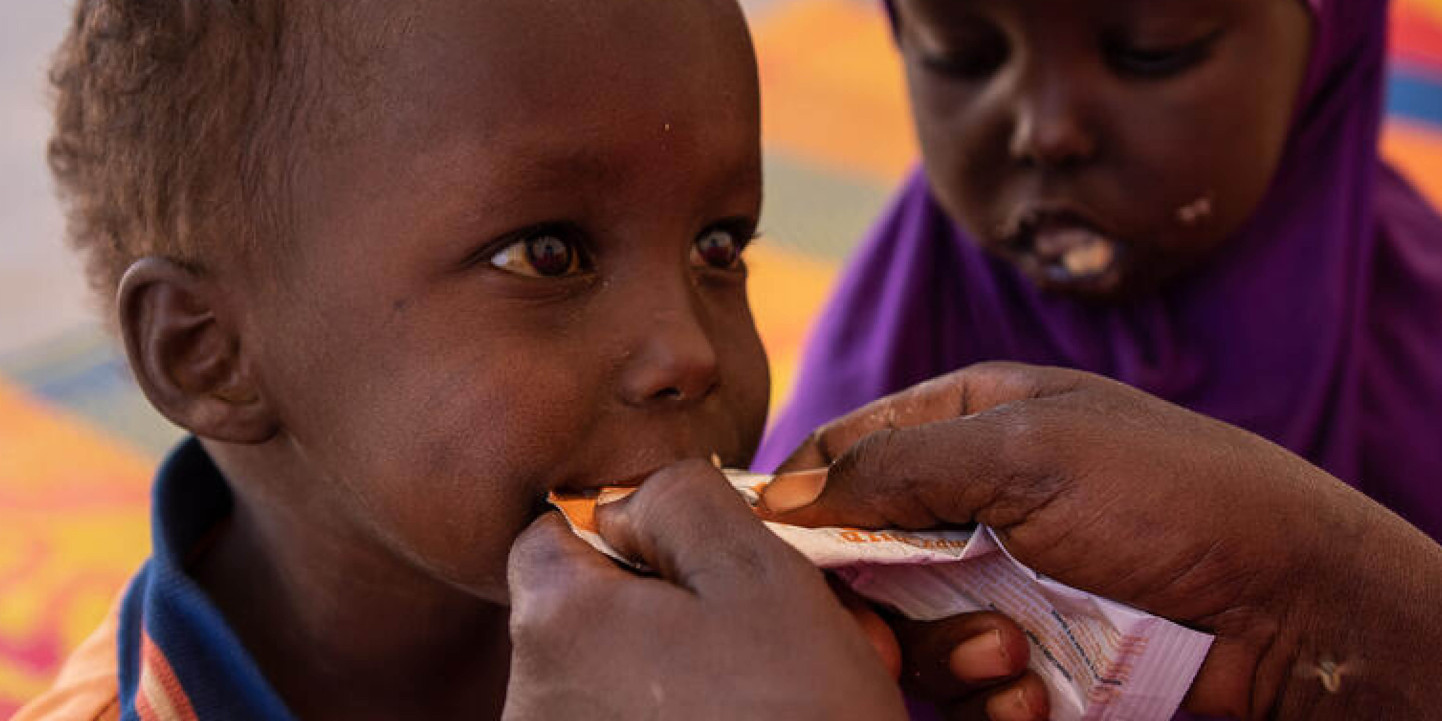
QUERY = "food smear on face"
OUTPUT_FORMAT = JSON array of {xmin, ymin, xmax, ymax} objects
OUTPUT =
[{"xmin": 1176, "ymin": 195, "xmax": 1215, "ymax": 226}]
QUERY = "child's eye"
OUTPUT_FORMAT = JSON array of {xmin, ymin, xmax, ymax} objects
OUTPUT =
[
  {"xmin": 690, "ymin": 226, "xmax": 751, "ymax": 271},
  {"xmin": 1105, "ymin": 31, "xmax": 1220, "ymax": 79},
  {"xmin": 916, "ymin": 35, "xmax": 1009, "ymax": 81},
  {"xmin": 490, "ymin": 230, "xmax": 587, "ymax": 278}
]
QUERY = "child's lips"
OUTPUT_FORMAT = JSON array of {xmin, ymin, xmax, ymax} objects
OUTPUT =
[
  {"xmin": 1035, "ymin": 225, "xmax": 1116, "ymax": 279},
  {"xmin": 1002, "ymin": 208, "xmax": 1123, "ymax": 290},
  {"xmin": 550, "ymin": 474, "xmax": 648, "ymax": 498},
  {"xmin": 548, "ymin": 452, "xmax": 736, "ymax": 497}
]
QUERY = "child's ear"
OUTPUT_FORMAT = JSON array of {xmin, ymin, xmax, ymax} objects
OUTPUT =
[{"xmin": 117, "ymin": 257, "xmax": 278, "ymax": 444}]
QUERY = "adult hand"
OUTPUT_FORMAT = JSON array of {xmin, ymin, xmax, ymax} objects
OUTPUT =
[
  {"xmin": 503, "ymin": 460, "xmax": 903, "ymax": 721},
  {"xmin": 504, "ymin": 459, "xmax": 1040, "ymax": 721},
  {"xmin": 762, "ymin": 362, "xmax": 1442, "ymax": 720}
]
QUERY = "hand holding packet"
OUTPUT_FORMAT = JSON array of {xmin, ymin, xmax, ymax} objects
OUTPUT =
[{"xmin": 550, "ymin": 469, "xmax": 1213, "ymax": 721}]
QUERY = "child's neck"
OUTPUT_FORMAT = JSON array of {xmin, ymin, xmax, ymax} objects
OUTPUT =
[{"xmin": 192, "ymin": 454, "xmax": 512, "ymax": 720}]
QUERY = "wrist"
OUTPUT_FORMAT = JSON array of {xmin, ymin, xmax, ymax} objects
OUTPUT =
[{"xmin": 1255, "ymin": 501, "xmax": 1442, "ymax": 720}]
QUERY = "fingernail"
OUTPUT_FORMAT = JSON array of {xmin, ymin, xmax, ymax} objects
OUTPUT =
[
  {"xmin": 986, "ymin": 686, "xmax": 1042, "ymax": 721},
  {"xmin": 760, "ymin": 468, "xmax": 827, "ymax": 514},
  {"xmin": 949, "ymin": 630, "xmax": 1011, "ymax": 683},
  {"xmin": 595, "ymin": 487, "xmax": 637, "ymax": 506},
  {"xmin": 1012, "ymin": 686, "xmax": 1043, "ymax": 719}
]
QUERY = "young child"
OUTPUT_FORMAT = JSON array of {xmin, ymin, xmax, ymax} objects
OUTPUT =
[
  {"xmin": 758, "ymin": 0, "xmax": 1442, "ymax": 544},
  {"xmin": 21, "ymin": 0, "xmax": 779, "ymax": 717}
]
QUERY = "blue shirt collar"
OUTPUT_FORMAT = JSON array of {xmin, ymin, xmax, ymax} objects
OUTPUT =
[{"xmin": 117, "ymin": 437, "xmax": 295, "ymax": 721}]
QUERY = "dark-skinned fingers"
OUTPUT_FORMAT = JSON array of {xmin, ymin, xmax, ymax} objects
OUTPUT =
[
  {"xmin": 829, "ymin": 576, "xmax": 903, "ymax": 679},
  {"xmin": 772, "ymin": 362, "xmax": 1090, "ymax": 477},
  {"xmin": 771, "ymin": 387, "xmax": 936, "ymax": 476},
  {"xmin": 1182, "ymin": 637, "xmax": 1267, "ymax": 719},
  {"xmin": 893, "ymin": 612, "xmax": 1031, "ymax": 702},
  {"xmin": 765, "ymin": 411, "xmax": 1067, "ymax": 533},
  {"xmin": 771, "ymin": 428, "xmax": 833, "ymax": 476},
  {"xmin": 928, "ymin": 673, "xmax": 1048, "ymax": 721},
  {"xmin": 508, "ymin": 513, "xmax": 640, "ymax": 643},
  {"xmin": 937, "ymin": 362, "xmax": 1091, "ymax": 417},
  {"xmin": 595, "ymin": 459, "xmax": 819, "ymax": 599},
  {"xmin": 763, "ymin": 421, "xmax": 991, "ymax": 528},
  {"xmin": 508, "ymin": 512, "xmax": 633, "ymax": 600},
  {"xmin": 980, "ymin": 673, "xmax": 1050, "ymax": 721}
]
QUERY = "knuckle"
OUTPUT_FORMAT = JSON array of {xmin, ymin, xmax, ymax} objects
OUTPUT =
[
  {"xmin": 971, "ymin": 360, "xmax": 1019, "ymax": 372},
  {"xmin": 507, "ymin": 592, "xmax": 563, "ymax": 644},
  {"xmin": 966, "ymin": 360, "xmax": 1093, "ymax": 403},
  {"xmin": 706, "ymin": 535, "xmax": 814, "ymax": 599},
  {"xmin": 976, "ymin": 412, "xmax": 1073, "ymax": 526},
  {"xmin": 510, "ymin": 576, "xmax": 607, "ymax": 642},
  {"xmin": 623, "ymin": 460, "xmax": 718, "ymax": 528},
  {"xmin": 702, "ymin": 540, "xmax": 772, "ymax": 584},
  {"xmin": 990, "ymin": 407, "xmax": 1050, "ymax": 469},
  {"xmin": 810, "ymin": 418, "xmax": 849, "ymax": 462},
  {"xmin": 624, "ymin": 459, "xmax": 766, "ymax": 562},
  {"xmin": 964, "ymin": 359, "xmax": 1028, "ymax": 381},
  {"xmin": 846, "ymin": 426, "xmax": 904, "ymax": 474},
  {"xmin": 507, "ymin": 528, "xmax": 562, "ymax": 585},
  {"xmin": 642, "ymin": 458, "xmax": 724, "ymax": 502},
  {"xmin": 834, "ymin": 428, "xmax": 941, "ymax": 526}
]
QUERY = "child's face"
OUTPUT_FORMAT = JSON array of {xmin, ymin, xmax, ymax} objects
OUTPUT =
[
  {"xmin": 241, "ymin": 0, "xmax": 768, "ymax": 601},
  {"xmin": 893, "ymin": 0, "xmax": 1312, "ymax": 297}
]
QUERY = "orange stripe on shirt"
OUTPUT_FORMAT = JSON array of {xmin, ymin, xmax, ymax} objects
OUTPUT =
[{"xmin": 136, "ymin": 633, "xmax": 197, "ymax": 721}]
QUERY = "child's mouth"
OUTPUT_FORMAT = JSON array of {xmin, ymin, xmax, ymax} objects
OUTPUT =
[
  {"xmin": 1003, "ymin": 209, "xmax": 1123, "ymax": 293},
  {"xmin": 543, "ymin": 452, "xmax": 737, "ymax": 507},
  {"xmin": 1038, "ymin": 225, "xmax": 1116, "ymax": 280}
]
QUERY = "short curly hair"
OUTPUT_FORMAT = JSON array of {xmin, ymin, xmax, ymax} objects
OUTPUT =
[{"xmin": 48, "ymin": 0, "xmax": 390, "ymax": 313}]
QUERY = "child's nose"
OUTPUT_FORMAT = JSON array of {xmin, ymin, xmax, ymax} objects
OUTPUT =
[
  {"xmin": 618, "ymin": 291, "xmax": 722, "ymax": 408},
  {"xmin": 1006, "ymin": 75, "xmax": 1098, "ymax": 169}
]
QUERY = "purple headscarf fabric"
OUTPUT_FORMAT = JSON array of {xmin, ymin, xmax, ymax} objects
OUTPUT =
[{"xmin": 756, "ymin": 0, "xmax": 1442, "ymax": 549}]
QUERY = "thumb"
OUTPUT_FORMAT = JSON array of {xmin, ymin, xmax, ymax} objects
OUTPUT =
[
  {"xmin": 773, "ymin": 362, "xmax": 1088, "ymax": 476},
  {"xmin": 830, "ymin": 576, "xmax": 903, "ymax": 679},
  {"xmin": 508, "ymin": 512, "xmax": 632, "ymax": 608},
  {"xmin": 762, "ymin": 409, "xmax": 1062, "ymax": 533},
  {"xmin": 596, "ymin": 459, "xmax": 818, "ymax": 599}
]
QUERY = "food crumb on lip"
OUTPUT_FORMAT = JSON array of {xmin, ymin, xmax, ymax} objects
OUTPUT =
[
  {"xmin": 1061, "ymin": 238, "xmax": 1115, "ymax": 277},
  {"xmin": 1024, "ymin": 222, "xmax": 1119, "ymax": 283}
]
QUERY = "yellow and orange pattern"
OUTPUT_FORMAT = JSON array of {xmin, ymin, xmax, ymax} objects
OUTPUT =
[{"xmin": 0, "ymin": 384, "xmax": 150, "ymax": 711}]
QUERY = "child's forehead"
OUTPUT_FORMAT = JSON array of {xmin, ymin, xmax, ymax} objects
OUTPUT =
[
  {"xmin": 281, "ymin": 0, "xmax": 760, "ymax": 262},
  {"xmin": 287, "ymin": 0, "xmax": 758, "ymax": 190},
  {"xmin": 348, "ymin": 0, "xmax": 755, "ymax": 136},
  {"xmin": 376, "ymin": 0, "xmax": 749, "ymax": 75}
]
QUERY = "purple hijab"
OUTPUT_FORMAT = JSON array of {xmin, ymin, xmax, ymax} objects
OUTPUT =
[{"xmin": 757, "ymin": 0, "xmax": 1442, "ymax": 545}]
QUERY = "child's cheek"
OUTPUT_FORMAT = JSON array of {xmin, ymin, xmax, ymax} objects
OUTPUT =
[{"xmin": 349, "ymin": 368, "xmax": 588, "ymax": 600}]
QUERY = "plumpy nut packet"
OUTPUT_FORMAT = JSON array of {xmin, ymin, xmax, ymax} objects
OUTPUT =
[{"xmin": 549, "ymin": 470, "xmax": 1213, "ymax": 721}]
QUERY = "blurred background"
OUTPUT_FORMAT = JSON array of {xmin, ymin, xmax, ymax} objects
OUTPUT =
[{"xmin": 2, "ymin": 0, "xmax": 1441, "ymax": 713}]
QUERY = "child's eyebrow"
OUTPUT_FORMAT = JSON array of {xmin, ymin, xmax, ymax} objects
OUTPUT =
[
  {"xmin": 409, "ymin": 125, "xmax": 760, "ymax": 243},
  {"xmin": 410, "ymin": 138, "xmax": 626, "ymax": 216},
  {"xmin": 455, "ymin": 131, "xmax": 759, "ymax": 201}
]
